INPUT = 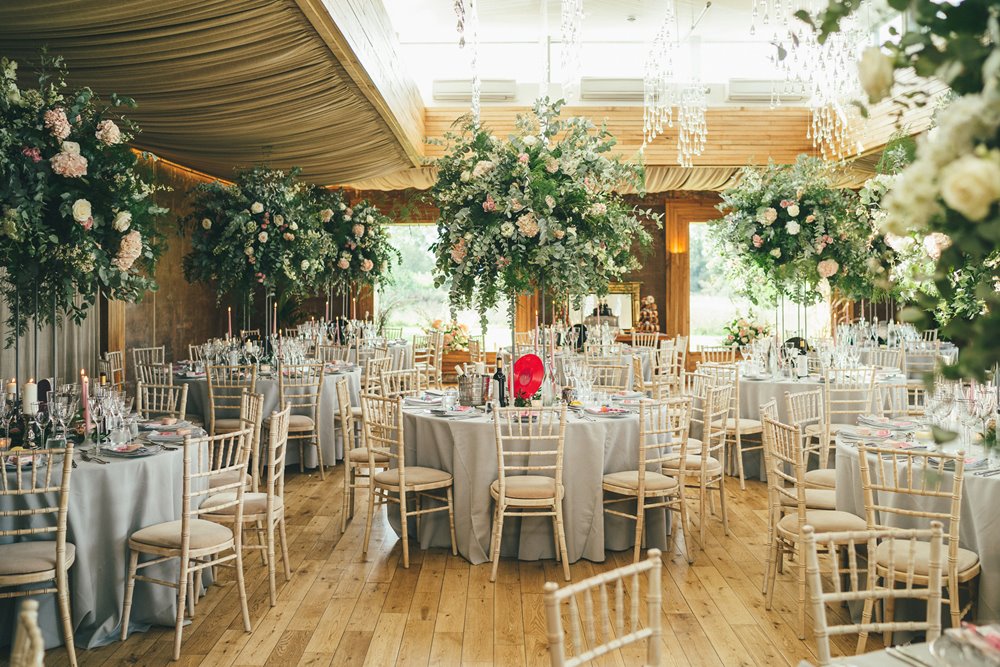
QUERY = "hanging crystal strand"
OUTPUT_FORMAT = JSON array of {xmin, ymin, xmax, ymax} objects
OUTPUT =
[
  {"xmin": 560, "ymin": 0, "xmax": 584, "ymax": 103},
  {"xmin": 454, "ymin": 0, "xmax": 480, "ymax": 124},
  {"xmin": 641, "ymin": 0, "xmax": 677, "ymax": 148}
]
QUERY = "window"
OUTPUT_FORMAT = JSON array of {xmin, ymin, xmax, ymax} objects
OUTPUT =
[
  {"xmin": 688, "ymin": 222, "xmax": 831, "ymax": 346},
  {"xmin": 376, "ymin": 225, "xmax": 512, "ymax": 350}
]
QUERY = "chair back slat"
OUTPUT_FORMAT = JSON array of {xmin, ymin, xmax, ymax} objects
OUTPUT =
[
  {"xmin": 361, "ymin": 393, "xmax": 405, "ymax": 475},
  {"xmin": 587, "ymin": 363, "xmax": 629, "ymax": 392},
  {"xmin": 631, "ymin": 332, "xmax": 659, "ymax": 348},
  {"xmin": 364, "ymin": 355, "xmax": 394, "ymax": 394},
  {"xmin": 263, "ymin": 405, "xmax": 291, "ymax": 501},
  {"xmin": 380, "ymin": 369, "xmax": 424, "ymax": 398},
  {"xmin": 277, "ymin": 363, "xmax": 324, "ymax": 417},
  {"xmin": 132, "ymin": 346, "xmax": 166, "ymax": 373},
  {"xmin": 492, "ymin": 406, "xmax": 566, "ymax": 499},
  {"xmin": 699, "ymin": 345, "xmax": 736, "ymax": 364},
  {"xmin": 185, "ymin": 429, "xmax": 252, "ymax": 519},
  {"xmin": 136, "ymin": 362, "xmax": 173, "ymax": 385},
  {"xmin": 0, "ymin": 443, "xmax": 74, "ymax": 544},
  {"xmin": 316, "ymin": 344, "xmax": 351, "ymax": 363},
  {"xmin": 207, "ymin": 365, "xmax": 257, "ymax": 434},
  {"xmin": 136, "ymin": 382, "xmax": 189, "ymax": 421},
  {"xmin": 336, "ymin": 378, "xmax": 355, "ymax": 453}
]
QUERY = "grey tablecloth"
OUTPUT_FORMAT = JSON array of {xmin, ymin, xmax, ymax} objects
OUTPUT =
[
  {"xmin": 835, "ymin": 436, "xmax": 1000, "ymax": 624},
  {"xmin": 0, "ymin": 449, "xmax": 194, "ymax": 650},
  {"xmin": 179, "ymin": 369, "xmax": 361, "ymax": 466},
  {"xmin": 797, "ymin": 642, "xmax": 934, "ymax": 666},
  {"xmin": 352, "ymin": 342, "xmax": 413, "ymax": 370},
  {"xmin": 857, "ymin": 344, "xmax": 958, "ymax": 379},
  {"xmin": 386, "ymin": 409, "xmax": 669, "ymax": 564}
]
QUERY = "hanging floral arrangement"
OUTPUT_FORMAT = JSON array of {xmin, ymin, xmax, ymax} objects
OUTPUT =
[
  {"xmin": 183, "ymin": 167, "xmax": 330, "ymax": 301},
  {"xmin": 0, "ymin": 53, "xmax": 167, "ymax": 338},
  {"xmin": 428, "ymin": 98, "xmax": 660, "ymax": 329}
]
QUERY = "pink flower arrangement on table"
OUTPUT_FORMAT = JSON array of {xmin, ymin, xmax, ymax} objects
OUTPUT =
[
  {"xmin": 425, "ymin": 319, "xmax": 471, "ymax": 352},
  {"xmin": 721, "ymin": 315, "xmax": 772, "ymax": 348}
]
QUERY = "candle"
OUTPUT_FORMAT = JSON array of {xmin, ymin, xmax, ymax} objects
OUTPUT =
[
  {"xmin": 5, "ymin": 378, "xmax": 15, "ymax": 402},
  {"xmin": 227, "ymin": 306, "xmax": 233, "ymax": 339},
  {"xmin": 325, "ymin": 299, "xmax": 330, "ymax": 321},
  {"xmin": 272, "ymin": 302, "xmax": 278, "ymax": 335},
  {"xmin": 22, "ymin": 378, "xmax": 37, "ymax": 415},
  {"xmin": 81, "ymin": 370, "xmax": 91, "ymax": 434},
  {"xmin": 352, "ymin": 297, "xmax": 357, "ymax": 320}
]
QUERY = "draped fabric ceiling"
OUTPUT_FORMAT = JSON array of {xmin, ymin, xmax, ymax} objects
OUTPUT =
[{"xmin": 0, "ymin": 0, "xmax": 416, "ymax": 184}]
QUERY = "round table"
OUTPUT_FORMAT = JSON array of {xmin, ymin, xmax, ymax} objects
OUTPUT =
[
  {"xmin": 350, "ymin": 342, "xmax": 413, "ymax": 370},
  {"xmin": 178, "ymin": 368, "xmax": 361, "ymax": 466},
  {"xmin": 0, "ymin": 448, "xmax": 194, "ymax": 650},
  {"xmin": 386, "ymin": 407, "xmax": 670, "ymax": 565},
  {"xmin": 835, "ymin": 434, "xmax": 1000, "ymax": 624}
]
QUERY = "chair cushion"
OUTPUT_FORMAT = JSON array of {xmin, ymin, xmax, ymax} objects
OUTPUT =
[
  {"xmin": 374, "ymin": 466, "xmax": 452, "ymax": 488},
  {"xmin": 662, "ymin": 455, "xmax": 723, "ymax": 476},
  {"xmin": 209, "ymin": 470, "xmax": 252, "ymax": 490},
  {"xmin": 202, "ymin": 492, "xmax": 283, "ymax": 516},
  {"xmin": 687, "ymin": 438, "xmax": 702, "ymax": 455},
  {"xmin": 603, "ymin": 470, "xmax": 679, "ymax": 493},
  {"xmin": 780, "ymin": 488, "xmax": 837, "ymax": 511},
  {"xmin": 130, "ymin": 519, "xmax": 233, "ymax": 550},
  {"xmin": 491, "ymin": 475, "xmax": 559, "ymax": 499},
  {"xmin": 874, "ymin": 539, "xmax": 980, "ymax": 576},
  {"xmin": 777, "ymin": 510, "xmax": 867, "ymax": 535},
  {"xmin": 213, "ymin": 418, "xmax": 242, "ymax": 432},
  {"xmin": 0, "ymin": 541, "xmax": 76, "ymax": 576},
  {"xmin": 287, "ymin": 415, "xmax": 315, "ymax": 431},
  {"xmin": 804, "ymin": 468, "xmax": 837, "ymax": 489},
  {"xmin": 348, "ymin": 447, "xmax": 390, "ymax": 463},
  {"xmin": 710, "ymin": 417, "xmax": 763, "ymax": 432}
]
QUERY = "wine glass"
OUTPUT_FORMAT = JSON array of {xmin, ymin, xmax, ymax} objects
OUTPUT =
[{"xmin": 34, "ymin": 406, "xmax": 50, "ymax": 448}]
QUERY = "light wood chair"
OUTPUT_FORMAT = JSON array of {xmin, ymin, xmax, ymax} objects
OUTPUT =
[
  {"xmin": 339, "ymin": 378, "xmax": 388, "ymax": 532},
  {"xmin": 819, "ymin": 366, "xmax": 876, "ymax": 468},
  {"xmin": 922, "ymin": 328, "xmax": 939, "ymax": 342},
  {"xmin": 631, "ymin": 355, "xmax": 646, "ymax": 394},
  {"xmin": 701, "ymin": 362, "xmax": 762, "ymax": 490},
  {"xmin": 490, "ymin": 405, "xmax": 570, "ymax": 582},
  {"xmin": 136, "ymin": 362, "xmax": 173, "ymax": 385},
  {"xmin": 758, "ymin": 399, "xmax": 780, "ymax": 594},
  {"xmin": 273, "ymin": 362, "xmax": 325, "ymax": 479},
  {"xmin": 698, "ymin": 345, "xmax": 736, "ymax": 364},
  {"xmin": 316, "ymin": 344, "xmax": 351, "ymax": 363},
  {"xmin": 857, "ymin": 444, "xmax": 980, "ymax": 638},
  {"xmin": 121, "ymin": 429, "xmax": 253, "ymax": 660},
  {"xmin": 785, "ymin": 389, "xmax": 836, "ymax": 490},
  {"xmin": 135, "ymin": 382, "xmax": 188, "ymax": 422},
  {"xmin": 0, "ymin": 443, "xmax": 77, "ymax": 667},
  {"xmin": 868, "ymin": 347, "xmax": 903, "ymax": 371},
  {"xmin": 587, "ymin": 362, "xmax": 630, "ymax": 393},
  {"xmin": 100, "ymin": 350, "xmax": 126, "ymax": 391},
  {"xmin": 631, "ymin": 331, "xmax": 659, "ymax": 348},
  {"xmin": 420, "ymin": 332, "xmax": 445, "ymax": 390},
  {"xmin": 606, "ymin": 397, "xmax": 694, "ymax": 564},
  {"xmin": 204, "ymin": 406, "xmax": 292, "ymax": 607},
  {"xmin": 543, "ymin": 548, "xmax": 663, "ymax": 667},
  {"xmin": 237, "ymin": 391, "xmax": 265, "ymax": 492},
  {"xmin": 188, "ymin": 344, "xmax": 204, "ymax": 362},
  {"xmin": 664, "ymin": 379, "xmax": 731, "ymax": 547},
  {"xmin": 804, "ymin": 523, "xmax": 944, "ymax": 663},
  {"xmin": 240, "ymin": 329, "xmax": 260, "ymax": 339},
  {"xmin": 363, "ymin": 355, "xmax": 394, "ymax": 395},
  {"xmin": 10, "ymin": 598, "xmax": 44, "ymax": 667},
  {"xmin": 361, "ymin": 393, "xmax": 457, "ymax": 569},
  {"xmin": 131, "ymin": 345, "xmax": 165, "ymax": 373},
  {"xmin": 380, "ymin": 368, "xmax": 424, "ymax": 398},
  {"xmin": 904, "ymin": 343, "xmax": 941, "ymax": 379},
  {"xmin": 514, "ymin": 331, "xmax": 535, "ymax": 347},
  {"xmin": 761, "ymin": 416, "xmax": 867, "ymax": 639},
  {"xmin": 206, "ymin": 365, "xmax": 257, "ymax": 436},
  {"xmin": 467, "ymin": 336, "xmax": 487, "ymax": 365},
  {"xmin": 381, "ymin": 326, "xmax": 403, "ymax": 340}
]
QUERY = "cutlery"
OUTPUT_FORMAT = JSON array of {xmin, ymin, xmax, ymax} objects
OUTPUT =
[
  {"xmin": 976, "ymin": 468, "xmax": 1000, "ymax": 477},
  {"xmin": 80, "ymin": 450, "xmax": 108, "ymax": 465}
]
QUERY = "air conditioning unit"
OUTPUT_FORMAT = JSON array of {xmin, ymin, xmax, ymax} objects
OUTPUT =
[
  {"xmin": 432, "ymin": 79, "xmax": 517, "ymax": 102},
  {"xmin": 579, "ymin": 77, "xmax": 645, "ymax": 101},
  {"xmin": 727, "ymin": 78, "xmax": 806, "ymax": 102}
]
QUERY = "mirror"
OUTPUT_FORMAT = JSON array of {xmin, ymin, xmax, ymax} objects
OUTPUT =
[{"xmin": 567, "ymin": 282, "xmax": 641, "ymax": 331}]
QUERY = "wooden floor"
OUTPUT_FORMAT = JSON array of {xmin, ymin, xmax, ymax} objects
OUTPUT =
[{"xmin": 40, "ymin": 467, "xmax": 882, "ymax": 667}]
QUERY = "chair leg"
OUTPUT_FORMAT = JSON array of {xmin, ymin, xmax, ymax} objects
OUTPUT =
[
  {"xmin": 187, "ymin": 571, "xmax": 196, "ymax": 618},
  {"xmin": 363, "ymin": 485, "xmax": 377, "ymax": 558},
  {"xmin": 699, "ymin": 480, "xmax": 707, "ymax": 547},
  {"xmin": 489, "ymin": 503, "xmax": 505, "ymax": 583},
  {"xmin": 950, "ymin": 574, "xmax": 962, "ymax": 630},
  {"xmin": 734, "ymin": 431, "xmax": 747, "ymax": 491},
  {"xmin": 415, "ymin": 493, "xmax": 422, "ymax": 537},
  {"xmin": 314, "ymin": 432, "xmax": 326, "ymax": 481},
  {"xmin": 267, "ymin": 512, "xmax": 277, "ymax": 606},
  {"xmin": 797, "ymin": 541, "xmax": 807, "ymax": 640},
  {"xmin": 765, "ymin": 537, "xmax": 780, "ymax": 611},
  {"xmin": 121, "ymin": 549, "xmax": 140, "ymax": 641},
  {"xmin": 633, "ymin": 499, "xmax": 645, "ymax": 564},
  {"xmin": 762, "ymin": 506, "xmax": 775, "ymax": 595},
  {"xmin": 446, "ymin": 486, "xmax": 458, "ymax": 556},
  {"xmin": 555, "ymin": 503, "xmax": 571, "ymax": 582},
  {"xmin": 234, "ymin": 546, "xmax": 252, "ymax": 633},
  {"xmin": 173, "ymin": 556, "xmax": 189, "ymax": 660},
  {"xmin": 399, "ymin": 490, "xmax": 411, "ymax": 569},
  {"xmin": 884, "ymin": 579, "xmax": 896, "ymax": 646},
  {"xmin": 279, "ymin": 513, "xmax": 292, "ymax": 581},
  {"xmin": 550, "ymin": 514, "xmax": 560, "ymax": 562},
  {"xmin": 342, "ymin": 461, "xmax": 353, "ymax": 533},
  {"xmin": 718, "ymin": 475, "xmax": 729, "ymax": 536},
  {"xmin": 679, "ymin": 497, "xmax": 693, "ymax": 565},
  {"xmin": 56, "ymin": 566, "xmax": 77, "ymax": 667},
  {"xmin": 298, "ymin": 441, "xmax": 305, "ymax": 474},
  {"xmin": 858, "ymin": 578, "xmax": 876, "ymax": 654}
]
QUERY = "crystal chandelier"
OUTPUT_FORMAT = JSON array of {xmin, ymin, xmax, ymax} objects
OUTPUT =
[
  {"xmin": 642, "ymin": 0, "xmax": 708, "ymax": 167},
  {"xmin": 454, "ymin": 0, "xmax": 481, "ymax": 123},
  {"xmin": 560, "ymin": 0, "xmax": 584, "ymax": 102}
]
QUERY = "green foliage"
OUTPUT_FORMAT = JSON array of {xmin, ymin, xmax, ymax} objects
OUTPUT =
[{"xmin": 0, "ymin": 53, "xmax": 168, "ymax": 340}]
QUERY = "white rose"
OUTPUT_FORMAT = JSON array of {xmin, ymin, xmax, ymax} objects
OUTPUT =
[
  {"xmin": 460, "ymin": 171, "xmax": 471, "ymax": 182},
  {"xmin": 289, "ymin": 222, "xmax": 298, "ymax": 231},
  {"xmin": 858, "ymin": 47, "xmax": 895, "ymax": 104},
  {"xmin": 523, "ymin": 135, "xmax": 538, "ymax": 146},
  {"xmin": 112, "ymin": 211, "xmax": 132, "ymax": 232},
  {"xmin": 786, "ymin": 204, "xmax": 800, "ymax": 217},
  {"xmin": 274, "ymin": 214, "xmax": 284, "ymax": 225},
  {"xmin": 300, "ymin": 259, "xmax": 310, "ymax": 271},
  {"xmin": 940, "ymin": 154, "xmax": 1000, "ymax": 221},
  {"xmin": 250, "ymin": 202, "xmax": 264, "ymax": 214},
  {"xmin": 500, "ymin": 222, "xmax": 515, "ymax": 238},
  {"xmin": 71, "ymin": 198, "xmax": 91, "ymax": 222},
  {"xmin": 201, "ymin": 218, "xmax": 212, "ymax": 230},
  {"xmin": 258, "ymin": 231, "xmax": 268, "ymax": 243},
  {"xmin": 786, "ymin": 220, "xmax": 800, "ymax": 235},
  {"xmin": 770, "ymin": 248, "xmax": 782, "ymax": 258},
  {"xmin": 61, "ymin": 141, "xmax": 81, "ymax": 156},
  {"xmin": 244, "ymin": 246, "xmax": 254, "ymax": 256}
]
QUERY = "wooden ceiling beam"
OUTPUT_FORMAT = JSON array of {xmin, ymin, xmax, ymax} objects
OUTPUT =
[{"xmin": 296, "ymin": 0, "xmax": 425, "ymax": 168}]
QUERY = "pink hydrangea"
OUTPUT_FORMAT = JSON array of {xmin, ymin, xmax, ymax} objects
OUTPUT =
[
  {"xmin": 95, "ymin": 119, "xmax": 122, "ymax": 145},
  {"xmin": 518, "ymin": 153, "xmax": 529, "ymax": 164},
  {"xmin": 516, "ymin": 212, "xmax": 539, "ymax": 237},
  {"xmin": 113, "ymin": 230, "xmax": 143, "ymax": 271},
  {"xmin": 353, "ymin": 223, "xmax": 365, "ymax": 237},
  {"xmin": 337, "ymin": 257, "xmax": 350, "ymax": 269},
  {"xmin": 43, "ymin": 108, "xmax": 71, "ymax": 139},
  {"xmin": 50, "ymin": 142, "xmax": 88, "ymax": 178},
  {"xmin": 817, "ymin": 259, "xmax": 839, "ymax": 278},
  {"xmin": 21, "ymin": 147, "xmax": 41, "ymax": 162},
  {"xmin": 482, "ymin": 195, "xmax": 496, "ymax": 212}
]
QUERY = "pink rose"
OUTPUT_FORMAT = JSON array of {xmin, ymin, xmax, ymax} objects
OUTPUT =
[
  {"xmin": 806, "ymin": 215, "xmax": 816, "ymax": 223},
  {"xmin": 518, "ymin": 153, "xmax": 529, "ymax": 164},
  {"xmin": 817, "ymin": 259, "xmax": 839, "ymax": 278},
  {"xmin": 21, "ymin": 147, "xmax": 41, "ymax": 162},
  {"xmin": 43, "ymin": 108, "xmax": 71, "ymax": 140},
  {"xmin": 95, "ymin": 119, "xmax": 122, "ymax": 145},
  {"xmin": 337, "ymin": 257, "xmax": 350, "ymax": 269},
  {"xmin": 361, "ymin": 258, "xmax": 374, "ymax": 272},
  {"xmin": 450, "ymin": 239, "xmax": 467, "ymax": 264},
  {"xmin": 752, "ymin": 234, "xmax": 763, "ymax": 248},
  {"xmin": 482, "ymin": 194, "xmax": 496, "ymax": 212},
  {"xmin": 50, "ymin": 143, "xmax": 88, "ymax": 178},
  {"xmin": 80, "ymin": 217, "xmax": 93, "ymax": 231},
  {"xmin": 496, "ymin": 256, "xmax": 511, "ymax": 268},
  {"xmin": 348, "ymin": 241, "xmax": 357, "ymax": 250},
  {"xmin": 353, "ymin": 223, "xmax": 365, "ymax": 237}
]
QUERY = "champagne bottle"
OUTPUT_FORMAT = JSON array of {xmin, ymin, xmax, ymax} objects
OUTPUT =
[{"xmin": 493, "ymin": 357, "xmax": 508, "ymax": 407}]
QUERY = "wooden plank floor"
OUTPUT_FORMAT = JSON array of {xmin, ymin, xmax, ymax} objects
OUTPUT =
[{"xmin": 39, "ymin": 468, "xmax": 883, "ymax": 667}]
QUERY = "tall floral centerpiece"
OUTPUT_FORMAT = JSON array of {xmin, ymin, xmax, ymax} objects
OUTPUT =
[
  {"xmin": 709, "ymin": 155, "xmax": 863, "ymax": 307},
  {"xmin": 0, "ymin": 54, "xmax": 167, "ymax": 341},
  {"xmin": 183, "ymin": 167, "xmax": 330, "ymax": 328},
  {"xmin": 312, "ymin": 188, "xmax": 401, "ymax": 309},
  {"xmin": 806, "ymin": 0, "xmax": 1000, "ymax": 379},
  {"xmin": 429, "ymin": 98, "xmax": 658, "ymax": 334}
]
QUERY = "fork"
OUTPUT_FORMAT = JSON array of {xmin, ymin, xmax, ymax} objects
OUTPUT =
[{"xmin": 81, "ymin": 449, "xmax": 108, "ymax": 465}]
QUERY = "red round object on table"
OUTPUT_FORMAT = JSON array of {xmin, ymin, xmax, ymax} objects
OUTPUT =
[{"xmin": 513, "ymin": 354, "xmax": 544, "ymax": 399}]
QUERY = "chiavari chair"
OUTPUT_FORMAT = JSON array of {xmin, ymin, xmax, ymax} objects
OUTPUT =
[
  {"xmin": 100, "ymin": 350, "xmax": 126, "ymax": 390},
  {"xmin": 759, "ymin": 399, "xmax": 779, "ymax": 594},
  {"xmin": 135, "ymin": 381, "xmax": 188, "ymax": 422},
  {"xmin": 904, "ymin": 342, "xmax": 941, "ymax": 379},
  {"xmin": 131, "ymin": 345, "xmax": 165, "ymax": 373},
  {"xmin": 631, "ymin": 355, "xmax": 646, "ymax": 394},
  {"xmin": 136, "ymin": 362, "xmax": 173, "ymax": 385},
  {"xmin": 698, "ymin": 345, "xmax": 736, "ymax": 364},
  {"xmin": 857, "ymin": 444, "xmax": 980, "ymax": 640},
  {"xmin": 605, "ymin": 397, "xmax": 694, "ymax": 564},
  {"xmin": 804, "ymin": 523, "xmax": 944, "ymax": 663},
  {"xmin": 361, "ymin": 393, "xmax": 457, "ymax": 568},
  {"xmin": 0, "ymin": 442, "xmax": 77, "ymax": 667},
  {"xmin": 868, "ymin": 347, "xmax": 903, "ymax": 371},
  {"xmin": 380, "ymin": 368, "xmax": 424, "ymax": 398},
  {"xmin": 922, "ymin": 328, "xmax": 939, "ymax": 342},
  {"xmin": 587, "ymin": 362, "xmax": 630, "ymax": 393},
  {"xmin": 700, "ymin": 362, "xmax": 763, "ymax": 490},
  {"xmin": 631, "ymin": 331, "xmax": 659, "ymax": 348},
  {"xmin": 467, "ymin": 335, "xmax": 487, "ymax": 365},
  {"xmin": 206, "ymin": 364, "xmax": 257, "ymax": 436},
  {"xmin": 121, "ymin": 429, "xmax": 254, "ymax": 660},
  {"xmin": 210, "ymin": 390, "xmax": 263, "ymax": 494},
  {"xmin": 188, "ymin": 344, "xmax": 204, "ymax": 362},
  {"xmin": 490, "ymin": 405, "xmax": 570, "ymax": 581},
  {"xmin": 514, "ymin": 331, "xmax": 535, "ymax": 347},
  {"xmin": 273, "ymin": 362, "xmax": 325, "ymax": 479},
  {"xmin": 240, "ymin": 329, "xmax": 260, "ymax": 339},
  {"xmin": 381, "ymin": 326, "xmax": 403, "ymax": 340},
  {"xmin": 785, "ymin": 389, "xmax": 836, "ymax": 490},
  {"xmin": 339, "ymin": 378, "xmax": 388, "ymax": 532},
  {"xmin": 316, "ymin": 343, "xmax": 351, "ymax": 363},
  {"xmin": 819, "ymin": 366, "xmax": 877, "ymax": 467},
  {"xmin": 543, "ymin": 549, "xmax": 663, "ymax": 667}
]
